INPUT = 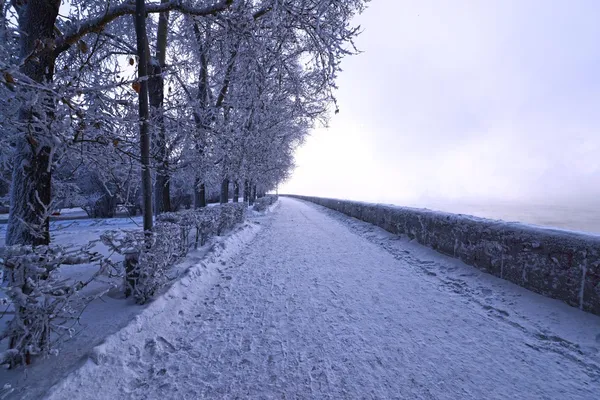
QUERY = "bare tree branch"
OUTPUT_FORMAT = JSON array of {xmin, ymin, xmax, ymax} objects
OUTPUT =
[{"xmin": 54, "ymin": 0, "xmax": 235, "ymax": 56}]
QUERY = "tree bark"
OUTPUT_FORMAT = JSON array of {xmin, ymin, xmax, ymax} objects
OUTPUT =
[
  {"xmin": 154, "ymin": 171, "xmax": 171, "ymax": 213},
  {"xmin": 233, "ymin": 181, "xmax": 239, "ymax": 203},
  {"xmin": 149, "ymin": 61, "xmax": 171, "ymax": 215},
  {"xmin": 4, "ymin": 0, "xmax": 60, "ymax": 366},
  {"xmin": 6, "ymin": 0, "xmax": 60, "ymax": 246},
  {"xmin": 249, "ymin": 182, "xmax": 256, "ymax": 206},
  {"xmin": 134, "ymin": 0, "xmax": 153, "ymax": 234},
  {"xmin": 192, "ymin": 22, "xmax": 211, "ymax": 209},
  {"xmin": 150, "ymin": 0, "xmax": 171, "ymax": 214},
  {"xmin": 243, "ymin": 180, "xmax": 250, "ymax": 203},
  {"xmin": 194, "ymin": 180, "xmax": 206, "ymax": 208},
  {"xmin": 220, "ymin": 178, "xmax": 229, "ymax": 204}
]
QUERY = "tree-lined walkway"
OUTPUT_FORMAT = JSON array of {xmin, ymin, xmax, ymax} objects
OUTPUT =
[{"xmin": 47, "ymin": 197, "xmax": 600, "ymax": 399}]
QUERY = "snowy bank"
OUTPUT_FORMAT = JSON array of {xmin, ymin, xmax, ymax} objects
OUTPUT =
[
  {"xmin": 284, "ymin": 195, "xmax": 600, "ymax": 315},
  {"xmin": 44, "ymin": 221, "xmax": 261, "ymax": 400}
]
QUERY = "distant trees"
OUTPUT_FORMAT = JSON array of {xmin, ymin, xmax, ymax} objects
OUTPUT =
[{"xmin": 0, "ymin": 0, "xmax": 368, "ymax": 246}]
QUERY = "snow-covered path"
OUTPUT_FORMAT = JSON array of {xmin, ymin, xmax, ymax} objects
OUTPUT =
[{"xmin": 48, "ymin": 198, "xmax": 600, "ymax": 399}]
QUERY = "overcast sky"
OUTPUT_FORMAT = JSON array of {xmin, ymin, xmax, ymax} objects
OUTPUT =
[{"xmin": 280, "ymin": 0, "xmax": 600, "ymax": 207}]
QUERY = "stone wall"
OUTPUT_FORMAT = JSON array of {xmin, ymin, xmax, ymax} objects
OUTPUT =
[{"xmin": 284, "ymin": 195, "xmax": 600, "ymax": 315}]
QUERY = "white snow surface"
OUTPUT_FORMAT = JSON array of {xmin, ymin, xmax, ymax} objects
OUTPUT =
[
  {"xmin": 45, "ymin": 198, "xmax": 600, "ymax": 399},
  {"xmin": 0, "ymin": 213, "xmax": 260, "ymax": 399}
]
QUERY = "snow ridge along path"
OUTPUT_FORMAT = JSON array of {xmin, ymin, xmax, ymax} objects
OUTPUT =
[{"xmin": 47, "ymin": 198, "xmax": 600, "ymax": 399}]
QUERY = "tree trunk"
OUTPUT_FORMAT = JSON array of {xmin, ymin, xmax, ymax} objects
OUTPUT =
[
  {"xmin": 149, "ymin": 0, "xmax": 171, "ymax": 214},
  {"xmin": 149, "ymin": 61, "xmax": 170, "ymax": 214},
  {"xmin": 233, "ymin": 181, "xmax": 239, "ymax": 203},
  {"xmin": 7, "ymin": 142, "xmax": 52, "ymax": 246},
  {"xmin": 134, "ymin": 0, "xmax": 153, "ymax": 234},
  {"xmin": 249, "ymin": 183, "xmax": 256, "ymax": 206},
  {"xmin": 5, "ymin": 0, "xmax": 60, "ymax": 366},
  {"xmin": 6, "ymin": 0, "xmax": 60, "ymax": 246},
  {"xmin": 191, "ymin": 23, "xmax": 210, "ymax": 210},
  {"xmin": 220, "ymin": 178, "xmax": 229, "ymax": 204},
  {"xmin": 124, "ymin": 0, "xmax": 153, "ymax": 301},
  {"xmin": 194, "ymin": 180, "xmax": 206, "ymax": 208},
  {"xmin": 155, "ymin": 171, "xmax": 171, "ymax": 214},
  {"xmin": 243, "ymin": 180, "xmax": 250, "ymax": 203},
  {"xmin": 92, "ymin": 194, "xmax": 117, "ymax": 218}
]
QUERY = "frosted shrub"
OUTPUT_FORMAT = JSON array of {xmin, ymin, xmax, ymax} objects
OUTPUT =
[
  {"xmin": 218, "ymin": 204, "xmax": 247, "ymax": 235},
  {"xmin": 103, "ymin": 203, "xmax": 246, "ymax": 304},
  {"xmin": 157, "ymin": 203, "xmax": 245, "ymax": 248},
  {"xmin": 253, "ymin": 195, "xmax": 278, "ymax": 212},
  {"xmin": 155, "ymin": 211, "xmax": 195, "ymax": 255},
  {"xmin": 102, "ymin": 222, "xmax": 179, "ymax": 304},
  {"xmin": 0, "ymin": 243, "xmax": 103, "ymax": 367}
]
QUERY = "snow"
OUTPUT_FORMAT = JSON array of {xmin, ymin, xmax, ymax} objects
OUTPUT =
[
  {"xmin": 51, "ymin": 207, "xmax": 87, "ymax": 218},
  {"xmin": 42, "ymin": 197, "xmax": 600, "ymax": 399},
  {"xmin": 0, "ymin": 210, "xmax": 259, "ymax": 399},
  {"xmin": 0, "ymin": 216, "xmax": 145, "ymax": 399},
  {"xmin": 284, "ymin": 195, "xmax": 600, "ymax": 315}
]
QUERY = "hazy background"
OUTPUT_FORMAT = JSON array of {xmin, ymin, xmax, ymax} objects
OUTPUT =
[{"xmin": 280, "ymin": 0, "xmax": 600, "ymax": 234}]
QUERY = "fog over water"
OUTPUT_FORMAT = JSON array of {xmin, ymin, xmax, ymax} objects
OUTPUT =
[
  {"xmin": 403, "ymin": 200, "xmax": 600, "ymax": 236},
  {"xmin": 281, "ymin": 0, "xmax": 600, "ymax": 235}
]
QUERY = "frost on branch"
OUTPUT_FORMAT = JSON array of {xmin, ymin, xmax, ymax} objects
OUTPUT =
[
  {"xmin": 101, "ymin": 223, "xmax": 179, "ymax": 304},
  {"xmin": 101, "ymin": 203, "xmax": 246, "ymax": 304},
  {"xmin": 0, "ymin": 243, "xmax": 104, "ymax": 368}
]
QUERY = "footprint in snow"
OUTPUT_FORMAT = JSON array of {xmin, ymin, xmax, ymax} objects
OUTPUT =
[
  {"xmin": 139, "ymin": 336, "xmax": 177, "ymax": 363},
  {"xmin": 129, "ymin": 345, "xmax": 140, "ymax": 357},
  {"xmin": 157, "ymin": 336, "xmax": 177, "ymax": 353}
]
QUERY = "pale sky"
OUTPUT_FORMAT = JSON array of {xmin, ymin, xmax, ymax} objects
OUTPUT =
[{"xmin": 281, "ymin": 0, "xmax": 600, "ymax": 208}]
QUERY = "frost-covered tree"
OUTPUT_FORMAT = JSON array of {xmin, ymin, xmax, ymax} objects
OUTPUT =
[
  {"xmin": 2, "ymin": 0, "xmax": 236, "ymax": 245},
  {"xmin": 1, "ymin": 0, "xmax": 367, "ymax": 241},
  {"xmin": 167, "ymin": 0, "xmax": 366, "ymax": 206},
  {"xmin": 0, "ymin": 0, "xmax": 368, "ymax": 365}
]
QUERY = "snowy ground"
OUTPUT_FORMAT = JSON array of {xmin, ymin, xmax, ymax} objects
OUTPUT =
[
  {"xmin": 0, "ymin": 210, "xmax": 264, "ymax": 400},
  {"xmin": 42, "ymin": 197, "xmax": 600, "ymax": 399}
]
